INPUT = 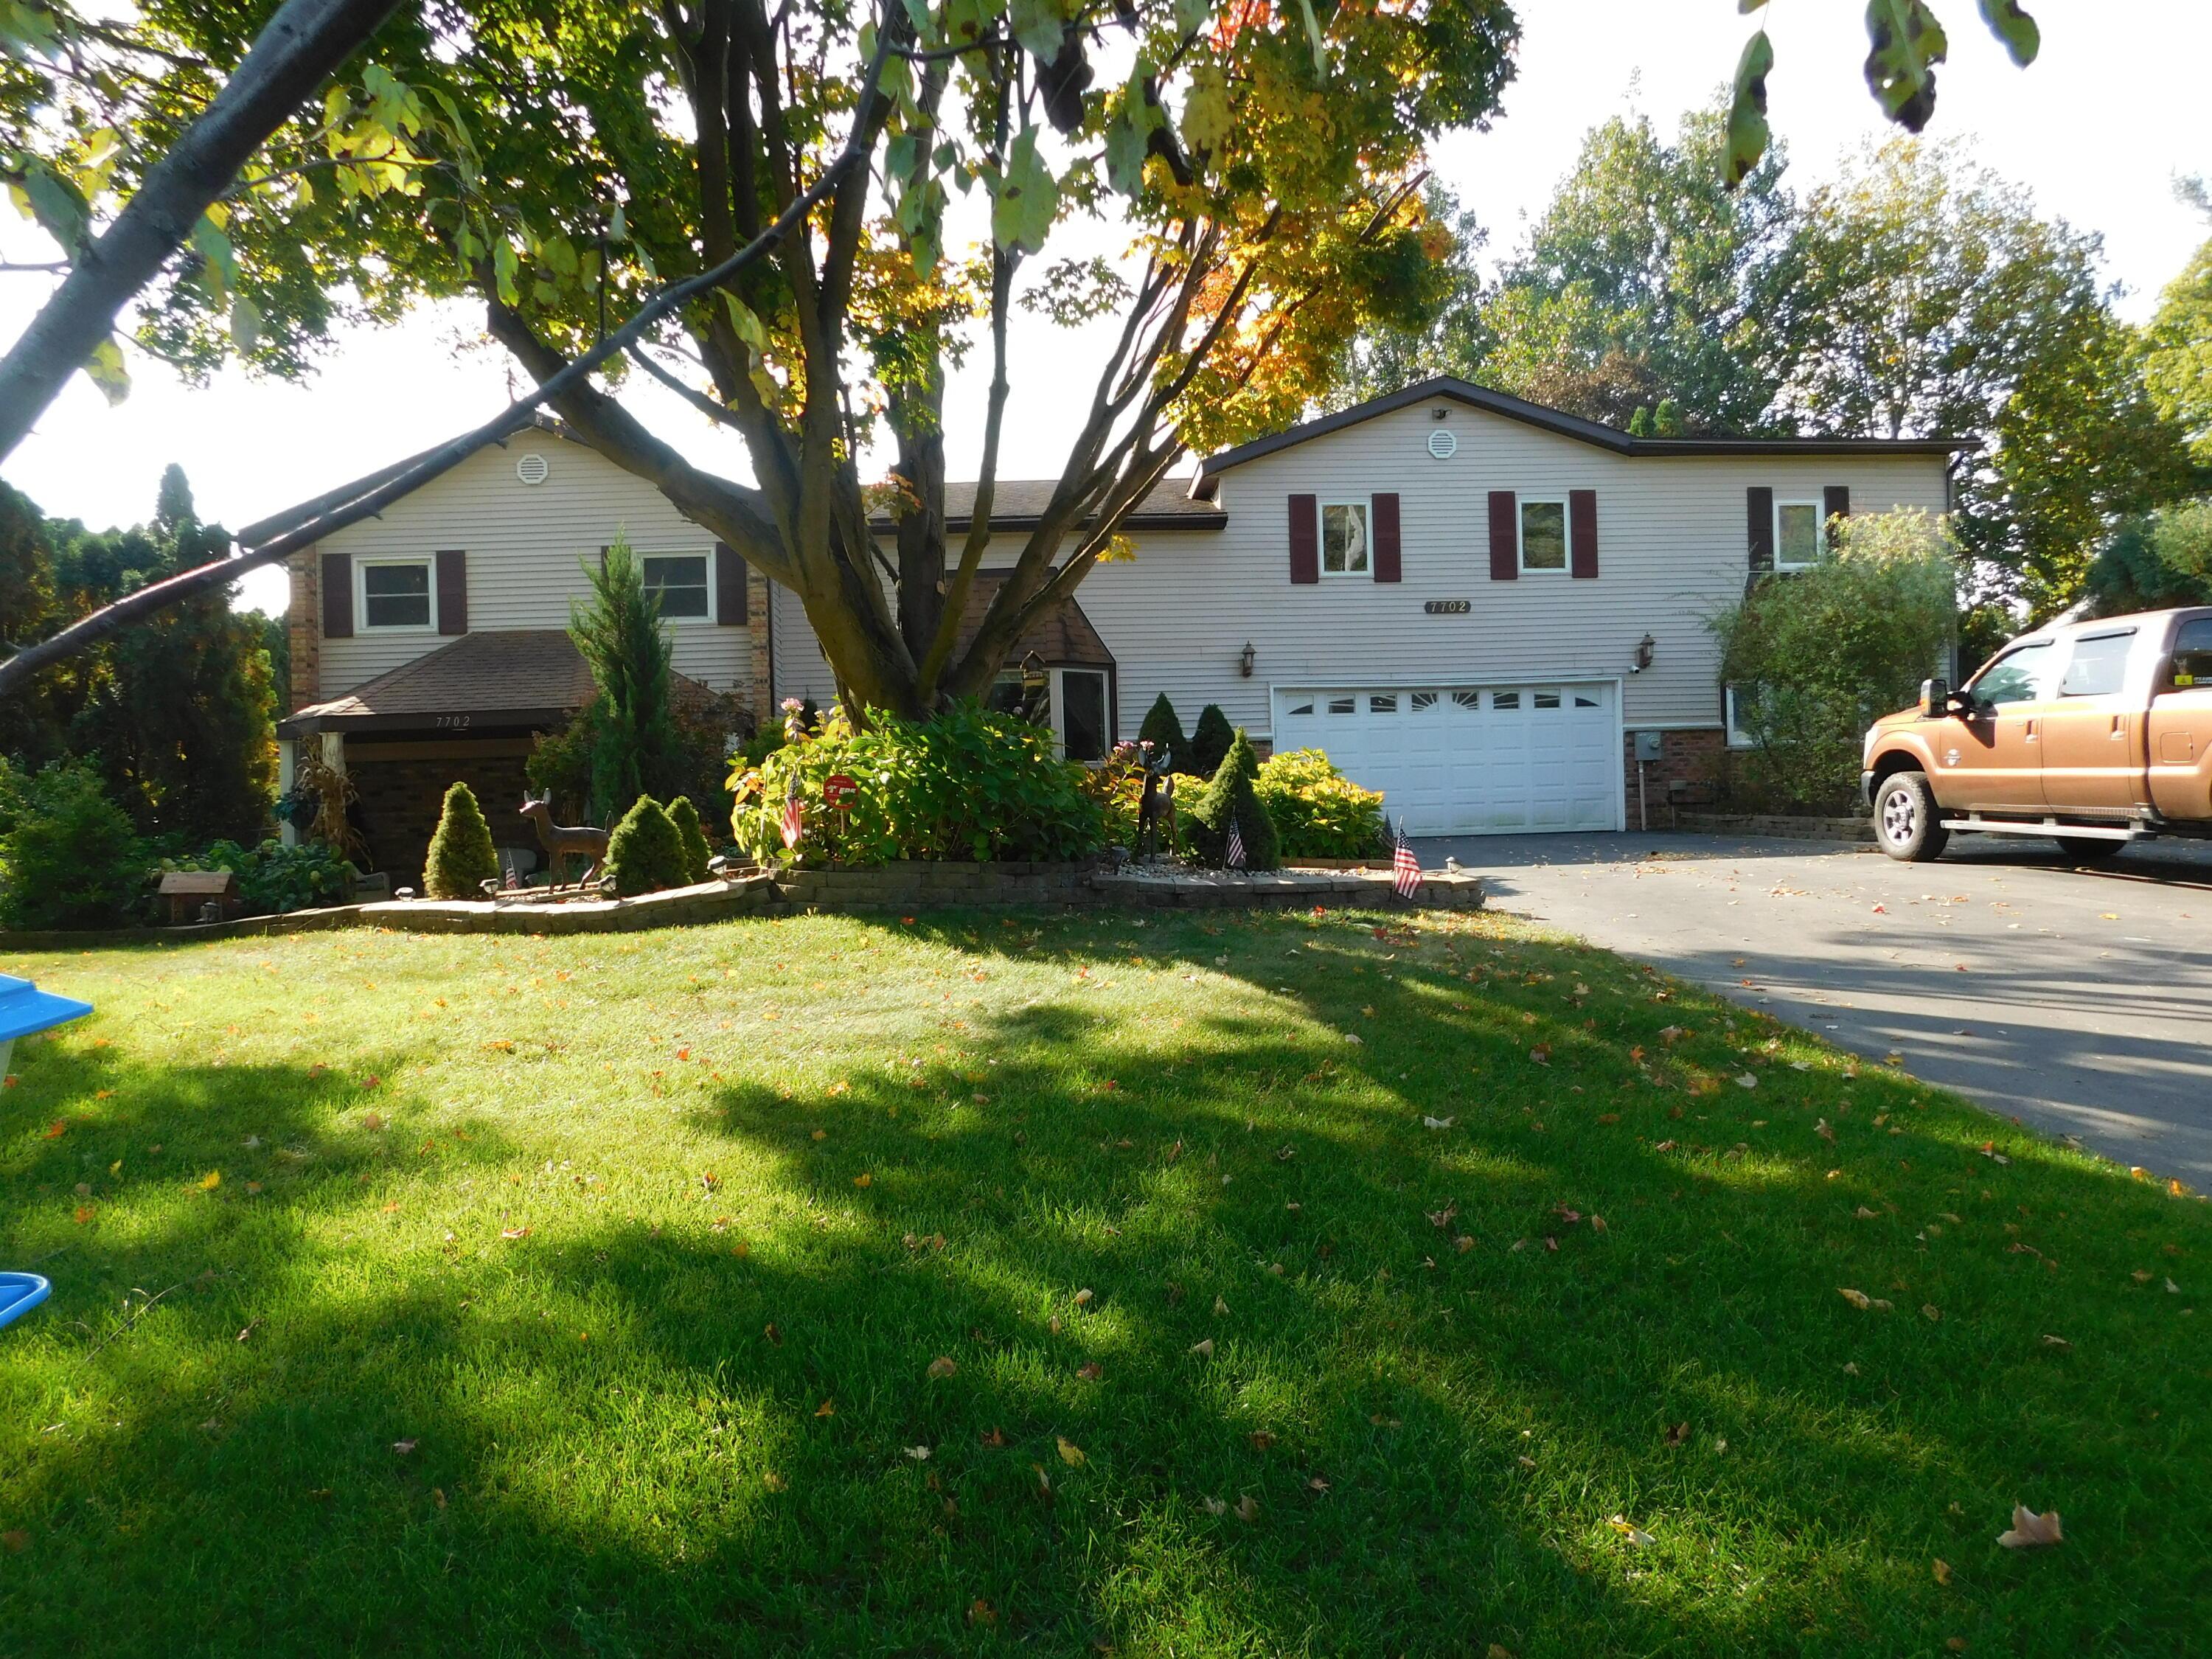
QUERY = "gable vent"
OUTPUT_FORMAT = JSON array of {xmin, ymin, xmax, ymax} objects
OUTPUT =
[
  {"xmin": 1427, "ymin": 428, "xmax": 1457, "ymax": 459},
  {"xmin": 515, "ymin": 452, "xmax": 550, "ymax": 485}
]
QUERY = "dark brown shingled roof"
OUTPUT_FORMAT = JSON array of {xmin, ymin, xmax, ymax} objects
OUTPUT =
[
  {"xmin": 275, "ymin": 629, "xmax": 714, "ymax": 737},
  {"xmin": 954, "ymin": 571, "xmax": 1114, "ymax": 669},
  {"xmin": 872, "ymin": 476, "xmax": 1222, "ymax": 534}
]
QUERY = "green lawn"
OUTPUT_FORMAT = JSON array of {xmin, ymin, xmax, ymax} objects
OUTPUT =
[{"xmin": 1, "ymin": 908, "xmax": 2205, "ymax": 1656}]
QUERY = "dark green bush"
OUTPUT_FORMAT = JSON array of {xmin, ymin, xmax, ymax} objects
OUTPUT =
[
  {"xmin": 667, "ymin": 795, "xmax": 713, "ymax": 883},
  {"xmin": 164, "ymin": 838, "xmax": 358, "ymax": 914},
  {"xmin": 0, "ymin": 759, "xmax": 145, "ymax": 930},
  {"xmin": 1186, "ymin": 728, "xmax": 1279, "ymax": 871},
  {"xmin": 733, "ymin": 702, "xmax": 1105, "ymax": 866},
  {"xmin": 604, "ymin": 796, "xmax": 689, "ymax": 896},
  {"xmin": 424, "ymin": 782, "xmax": 499, "ymax": 899},
  {"xmin": 1189, "ymin": 703, "xmax": 1234, "ymax": 777},
  {"xmin": 1135, "ymin": 694, "xmax": 1189, "ymax": 771}
]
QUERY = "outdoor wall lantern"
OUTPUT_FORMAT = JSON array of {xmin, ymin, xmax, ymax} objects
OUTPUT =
[
  {"xmin": 1632, "ymin": 633, "xmax": 1656, "ymax": 673},
  {"xmin": 1239, "ymin": 641, "xmax": 1256, "ymax": 678}
]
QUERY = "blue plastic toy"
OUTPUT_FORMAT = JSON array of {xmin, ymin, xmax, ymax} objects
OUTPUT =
[{"xmin": 2, "ymin": 972, "xmax": 94, "ymax": 1333}]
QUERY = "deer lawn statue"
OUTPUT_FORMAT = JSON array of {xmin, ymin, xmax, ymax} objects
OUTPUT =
[{"xmin": 520, "ymin": 793, "xmax": 611, "ymax": 891}]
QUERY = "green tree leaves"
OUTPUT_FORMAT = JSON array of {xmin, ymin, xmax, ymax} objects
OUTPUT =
[{"xmin": 987, "ymin": 126, "xmax": 1058, "ymax": 254}]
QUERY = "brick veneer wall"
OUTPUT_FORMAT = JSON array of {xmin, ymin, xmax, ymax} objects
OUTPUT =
[
  {"xmin": 348, "ymin": 745, "xmax": 538, "ymax": 889},
  {"xmin": 287, "ymin": 550, "xmax": 319, "ymax": 712},
  {"xmin": 1621, "ymin": 727, "xmax": 1728, "ymax": 832}
]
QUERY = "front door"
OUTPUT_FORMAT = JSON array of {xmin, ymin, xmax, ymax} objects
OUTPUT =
[
  {"xmin": 2039, "ymin": 627, "xmax": 2143, "ymax": 813},
  {"xmin": 1941, "ymin": 639, "xmax": 2061, "ymax": 811}
]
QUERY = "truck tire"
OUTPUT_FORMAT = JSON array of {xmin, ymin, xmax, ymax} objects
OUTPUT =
[
  {"xmin": 1874, "ymin": 771, "xmax": 1949, "ymax": 862},
  {"xmin": 2054, "ymin": 836, "xmax": 2123, "ymax": 863}
]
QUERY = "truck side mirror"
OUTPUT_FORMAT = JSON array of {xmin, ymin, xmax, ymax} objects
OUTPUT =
[{"xmin": 1919, "ymin": 678, "xmax": 1949, "ymax": 717}]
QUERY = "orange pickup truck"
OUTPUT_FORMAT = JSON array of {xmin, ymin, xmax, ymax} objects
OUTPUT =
[{"xmin": 1862, "ymin": 606, "xmax": 2212, "ymax": 863}]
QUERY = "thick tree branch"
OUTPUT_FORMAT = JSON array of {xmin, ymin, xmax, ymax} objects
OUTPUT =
[{"xmin": 0, "ymin": 0, "xmax": 405, "ymax": 462}]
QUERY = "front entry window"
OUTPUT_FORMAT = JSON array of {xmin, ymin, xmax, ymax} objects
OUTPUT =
[
  {"xmin": 1055, "ymin": 669, "xmax": 1110, "ymax": 762},
  {"xmin": 1972, "ymin": 641, "xmax": 2059, "ymax": 708}
]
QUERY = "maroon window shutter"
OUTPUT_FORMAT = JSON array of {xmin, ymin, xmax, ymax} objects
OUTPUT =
[
  {"xmin": 1823, "ymin": 484, "xmax": 1851, "ymax": 538},
  {"xmin": 1487, "ymin": 491, "xmax": 1518, "ymax": 580},
  {"xmin": 1747, "ymin": 487, "xmax": 1775, "ymax": 575},
  {"xmin": 436, "ymin": 550, "xmax": 468, "ymax": 635},
  {"xmin": 1568, "ymin": 489, "xmax": 1599, "ymax": 579},
  {"xmin": 1288, "ymin": 494, "xmax": 1319, "ymax": 584},
  {"xmin": 714, "ymin": 542, "xmax": 746, "ymax": 624},
  {"xmin": 320, "ymin": 552, "xmax": 352, "ymax": 637},
  {"xmin": 1372, "ymin": 493, "xmax": 1402, "ymax": 582}
]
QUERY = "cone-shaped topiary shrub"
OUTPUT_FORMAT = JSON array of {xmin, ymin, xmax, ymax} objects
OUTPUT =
[
  {"xmin": 424, "ymin": 781, "xmax": 498, "ymax": 898},
  {"xmin": 1186, "ymin": 728, "xmax": 1279, "ymax": 871},
  {"xmin": 667, "ymin": 794, "xmax": 713, "ymax": 884},
  {"xmin": 1136, "ymin": 693, "xmax": 1189, "ymax": 771},
  {"xmin": 1189, "ymin": 703, "xmax": 1235, "ymax": 777},
  {"xmin": 603, "ymin": 795, "xmax": 689, "ymax": 896}
]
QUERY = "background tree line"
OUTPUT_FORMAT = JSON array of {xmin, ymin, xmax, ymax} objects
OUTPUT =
[
  {"xmin": 1335, "ymin": 103, "xmax": 2211, "ymax": 627},
  {"xmin": 0, "ymin": 465, "xmax": 279, "ymax": 849}
]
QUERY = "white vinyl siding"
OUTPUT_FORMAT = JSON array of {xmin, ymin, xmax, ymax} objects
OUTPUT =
[{"xmin": 302, "ymin": 439, "xmax": 751, "ymax": 701}]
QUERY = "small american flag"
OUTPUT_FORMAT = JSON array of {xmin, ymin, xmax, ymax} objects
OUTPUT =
[
  {"xmin": 1225, "ymin": 817, "xmax": 1246, "ymax": 870},
  {"xmin": 1391, "ymin": 818, "xmax": 1422, "ymax": 900},
  {"xmin": 781, "ymin": 785, "xmax": 804, "ymax": 850}
]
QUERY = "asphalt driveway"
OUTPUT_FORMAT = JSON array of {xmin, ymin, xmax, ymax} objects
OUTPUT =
[{"xmin": 1419, "ymin": 830, "xmax": 2212, "ymax": 1183}]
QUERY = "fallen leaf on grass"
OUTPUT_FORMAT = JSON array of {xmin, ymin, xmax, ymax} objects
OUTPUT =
[
  {"xmin": 499, "ymin": 1226, "xmax": 530, "ymax": 1239},
  {"xmin": 1663, "ymin": 1422, "xmax": 1690, "ymax": 1447},
  {"xmin": 1189, "ymin": 1338, "xmax": 1215, "ymax": 1357},
  {"xmin": 1213, "ymin": 1295, "xmax": 1228, "ymax": 1316},
  {"xmin": 904, "ymin": 1445, "xmax": 931, "ymax": 1461},
  {"xmin": 928, "ymin": 1355, "xmax": 957, "ymax": 1380},
  {"xmin": 2041, "ymin": 1334, "xmax": 2070, "ymax": 1349},
  {"xmin": 1248, "ymin": 1430, "xmax": 1277, "ymax": 1450},
  {"xmin": 1422, "ymin": 1116, "xmax": 1455, "ymax": 1130},
  {"xmin": 392, "ymin": 1439, "xmax": 417, "ymax": 1455},
  {"xmin": 1203, "ymin": 1495, "xmax": 1227, "ymax": 1515},
  {"xmin": 1839, "ymin": 1288, "xmax": 1872, "ymax": 1310},
  {"xmin": 1529, "ymin": 1045, "xmax": 1551, "ymax": 1065},
  {"xmin": 361, "ymin": 1112, "xmax": 384, "ymax": 1130},
  {"xmin": 1055, "ymin": 1436, "xmax": 1085, "ymax": 1467},
  {"xmin": 1, "ymin": 1531, "xmax": 27, "ymax": 1552},
  {"xmin": 1997, "ymin": 1506, "xmax": 2062, "ymax": 1549},
  {"xmin": 1933, "ymin": 1559, "xmax": 1952, "ymax": 1585},
  {"xmin": 762, "ymin": 1471, "xmax": 787, "ymax": 1492},
  {"xmin": 1736, "ymin": 1074, "xmax": 1759, "ymax": 1091},
  {"xmin": 1076, "ymin": 1362, "xmax": 1104, "ymax": 1381},
  {"xmin": 1815, "ymin": 1119, "xmax": 1835, "ymax": 1142},
  {"xmin": 1235, "ymin": 1495, "xmax": 1261, "ymax": 1522},
  {"xmin": 1073, "ymin": 1287, "xmax": 1093, "ymax": 1307},
  {"xmin": 1607, "ymin": 1515, "xmax": 1655, "ymax": 1547},
  {"xmin": 967, "ymin": 1599, "xmax": 996, "ymax": 1626},
  {"xmin": 1922, "ymin": 1304, "xmax": 1941, "ymax": 1321}
]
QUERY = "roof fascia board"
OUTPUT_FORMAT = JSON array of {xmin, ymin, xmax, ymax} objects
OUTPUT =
[{"xmin": 1192, "ymin": 376, "xmax": 1967, "ymax": 484}]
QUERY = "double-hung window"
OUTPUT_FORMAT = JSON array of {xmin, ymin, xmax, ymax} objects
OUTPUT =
[
  {"xmin": 1320, "ymin": 500, "xmax": 1369, "ymax": 576},
  {"xmin": 359, "ymin": 558, "xmax": 434, "ymax": 630},
  {"xmin": 1518, "ymin": 498, "xmax": 1568, "ymax": 573},
  {"xmin": 1775, "ymin": 501, "xmax": 1824, "ymax": 571},
  {"xmin": 642, "ymin": 554, "xmax": 712, "ymax": 619}
]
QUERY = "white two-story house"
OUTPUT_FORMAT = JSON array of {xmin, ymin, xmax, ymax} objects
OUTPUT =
[{"xmin": 272, "ymin": 378, "xmax": 1955, "ymax": 881}]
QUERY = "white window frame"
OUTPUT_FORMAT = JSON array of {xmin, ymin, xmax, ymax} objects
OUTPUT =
[
  {"xmin": 1773, "ymin": 499, "xmax": 1825, "ymax": 571},
  {"xmin": 1517, "ymin": 495, "xmax": 1570, "ymax": 575},
  {"xmin": 640, "ymin": 551, "xmax": 714, "ymax": 625},
  {"xmin": 1318, "ymin": 497, "xmax": 1372, "ymax": 579},
  {"xmin": 1048, "ymin": 667, "xmax": 1112, "ymax": 762},
  {"xmin": 356, "ymin": 555, "xmax": 437, "ymax": 633},
  {"xmin": 1725, "ymin": 683, "xmax": 1759, "ymax": 748}
]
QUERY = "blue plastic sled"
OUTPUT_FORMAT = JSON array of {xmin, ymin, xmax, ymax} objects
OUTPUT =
[
  {"xmin": 2, "ymin": 972, "xmax": 94, "ymax": 1334},
  {"xmin": 0, "ymin": 1273, "xmax": 52, "ymax": 1331}
]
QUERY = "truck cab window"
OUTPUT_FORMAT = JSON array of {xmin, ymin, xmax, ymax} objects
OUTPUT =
[
  {"xmin": 2058, "ymin": 630, "xmax": 2133, "ymax": 698},
  {"xmin": 1969, "ymin": 641, "xmax": 2058, "ymax": 708},
  {"xmin": 2171, "ymin": 619, "xmax": 2212, "ymax": 688}
]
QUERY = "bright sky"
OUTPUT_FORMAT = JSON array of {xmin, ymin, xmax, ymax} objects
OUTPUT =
[{"xmin": 2, "ymin": 1, "xmax": 2207, "ymax": 619}]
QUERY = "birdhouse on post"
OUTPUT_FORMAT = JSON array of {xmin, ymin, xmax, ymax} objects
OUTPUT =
[{"xmin": 158, "ymin": 869, "xmax": 241, "ymax": 925}]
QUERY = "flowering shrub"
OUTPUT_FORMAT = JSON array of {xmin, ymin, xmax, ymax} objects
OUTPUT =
[
  {"xmin": 731, "ymin": 702, "xmax": 1106, "ymax": 866},
  {"xmin": 1253, "ymin": 748, "xmax": 1386, "ymax": 860}
]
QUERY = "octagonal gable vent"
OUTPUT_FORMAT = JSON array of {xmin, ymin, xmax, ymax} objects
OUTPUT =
[
  {"xmin": 515, "ymin": 452, "xmax": 550, "ymax": 485},
  {"xmin": 1426, "ymin": 428, "xmax": 1457, "ymax": 459}
]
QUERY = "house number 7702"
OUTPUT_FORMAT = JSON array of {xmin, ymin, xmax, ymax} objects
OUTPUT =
[
  {"xmin": 1423, "ymin": 599, "xmax": 1470, "ymax": 615},
  {"xmin": 433, "ymin": 714, "xmax": 473, "ymax": 729}
]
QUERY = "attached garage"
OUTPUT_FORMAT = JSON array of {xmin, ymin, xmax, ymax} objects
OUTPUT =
[{"xmin": 1271, "ymin": 681, "xmax": 1623, "ymax": 836}]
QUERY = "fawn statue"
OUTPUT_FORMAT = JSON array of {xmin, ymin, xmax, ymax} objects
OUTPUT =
[{"xmin": 519, "ymin": 793, "xmax": 611, "ymax": 889}]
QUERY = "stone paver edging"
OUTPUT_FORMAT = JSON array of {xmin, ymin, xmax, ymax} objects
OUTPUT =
[{"xmin": 0, "ymin": 863, "xmax": 1483, "ymax": 949}]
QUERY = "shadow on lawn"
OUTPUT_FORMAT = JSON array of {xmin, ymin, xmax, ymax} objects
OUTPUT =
[{"xmin": 1, "ymin": 911, "xmax": 2204, "ymax": 1655}]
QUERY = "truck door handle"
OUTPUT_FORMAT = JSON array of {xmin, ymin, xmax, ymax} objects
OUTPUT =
[
  {"xmin": 2025, "ymin": 719, "xmax": 2037, "ymax": 742},
  {"xmin": 2111, "ymin": 715, "xmax": 2126, "ymax": 740}
]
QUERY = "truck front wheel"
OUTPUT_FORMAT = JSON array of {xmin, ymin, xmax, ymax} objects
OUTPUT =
[{"xmin": 1874, "ymin": 771, "xmax": 1950, "ymax": 862}]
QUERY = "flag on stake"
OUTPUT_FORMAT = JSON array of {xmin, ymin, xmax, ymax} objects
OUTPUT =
[
  {"xmin": 1225, "ymin": 817, "xmax": 1246, "ymax": 870},
  {"xmin": 1391, "ymin": 818, "xmax": 1421, "ymax": 900},
  {"xmin": 781, "ymin": 785, "xmax": 804, "ymax": 850}
]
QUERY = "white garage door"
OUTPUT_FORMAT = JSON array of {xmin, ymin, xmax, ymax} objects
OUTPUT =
[{"xmin": 1272, "ymin": 683, "xmax": 1621, "ymax": 836}]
